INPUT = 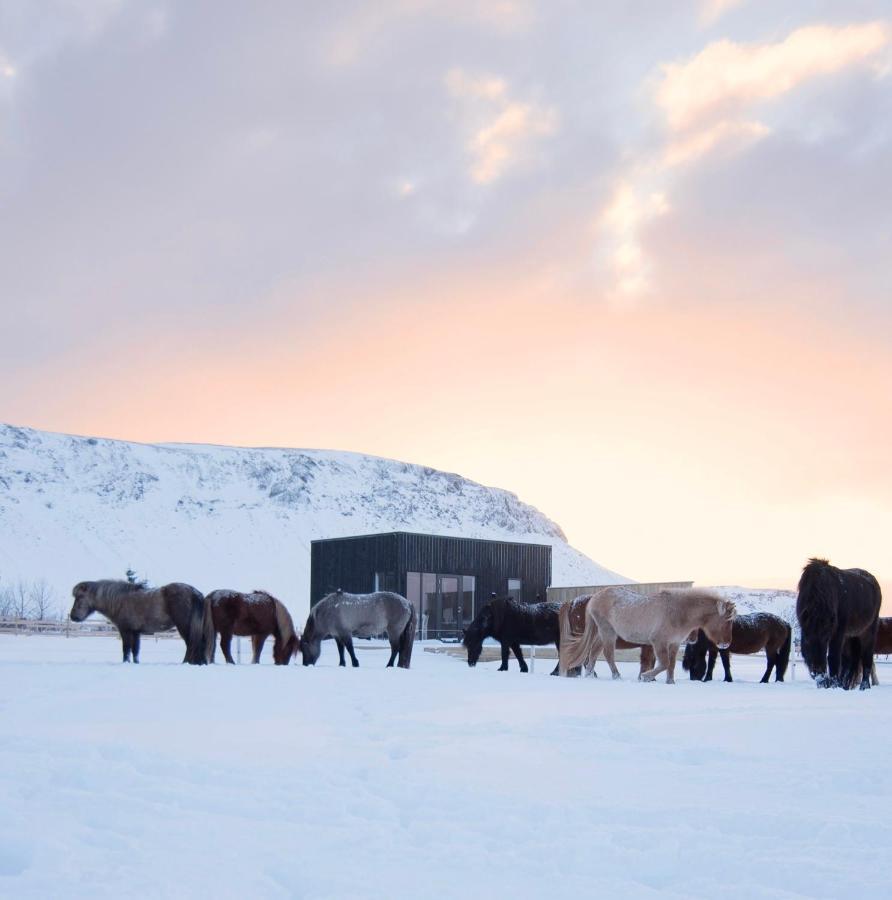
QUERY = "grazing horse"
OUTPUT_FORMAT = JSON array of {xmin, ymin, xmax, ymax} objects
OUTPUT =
[
  {"xmin": 682, "ymin": 612, "xmax": 792, "ymax": 683},
  {"xmin": 463, "ymin": 597, "xmax": 561, "ymax": 674},
  {"xmin": 207, "ymin": 589, "xmax": 300, "ymax": 665},
  {"xmin": 558, "ymin": 594, "xmax": 655, "ymax": 677},
  {"xmin": 796, "ymin": 558, "xmax": 881, "ymax": 690},
  {"xmin": 301, "ymin": 590, "xmax": 416, "ymax": 668},
  {"xmin": 69, "ymin": 580, "xmax": 214, "ymax": 664},
  {"xmin": 560, "ymin": 586, "xmax": 735, "ymax": 683},
  {"xmin": 840, "ymin": 616, "xmax": 892, "ymax": 688}
]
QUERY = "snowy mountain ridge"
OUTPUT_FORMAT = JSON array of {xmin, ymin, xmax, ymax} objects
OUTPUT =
[{"xmin": 0, "ymin": 423, "xmax": 630, "ymax": 617}]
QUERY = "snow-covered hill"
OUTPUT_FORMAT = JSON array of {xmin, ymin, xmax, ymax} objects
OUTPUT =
[
  {"xmin": 710, "ymin": 585, "xmax": 798, "ymax": 629},
  {"xmin": 0, "ymin": 423, "xmax": 629, "ymax": 617}
]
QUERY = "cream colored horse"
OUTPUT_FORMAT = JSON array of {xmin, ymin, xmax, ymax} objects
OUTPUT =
[{"xmin": 559, "ymin": 586, "xmax": 735, "ymax": 683}]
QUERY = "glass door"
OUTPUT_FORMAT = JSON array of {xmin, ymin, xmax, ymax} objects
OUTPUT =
[{"xmin": 438, "ymin": 575, "xmax": 460, "ymax": 637}]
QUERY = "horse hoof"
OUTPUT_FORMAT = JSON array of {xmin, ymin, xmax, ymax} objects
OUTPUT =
[{"xmin": 860, "ymin": 681, "xmax": 871, "ymax": 691}]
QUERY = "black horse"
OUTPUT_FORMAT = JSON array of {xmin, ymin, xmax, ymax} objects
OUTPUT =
[
  {"xmin": 682, "ymin": 612, "xmax": 792, "ymax": 683},
  {"xmin": 462, "ymin": 596, "xmax": 561, "ymax": 674},
  {"xmin": 796, "ymin": 558, "xmax": 881, "ymax": 690}
]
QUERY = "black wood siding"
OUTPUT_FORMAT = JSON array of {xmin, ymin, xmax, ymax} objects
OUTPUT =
[{"xmin": 310, "ymin": 532, "xmax": 552, "ymax": 611}]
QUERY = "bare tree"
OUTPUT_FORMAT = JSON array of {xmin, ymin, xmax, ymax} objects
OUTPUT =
[
  {"xmin": 0, "ymin": 582, "xmax": 14, "ymax": 618},
  {"xmin": 11, "ymin": 581, "xmax": 32, "ymax": 619},
  {"xmin": 29, "ymin": 579, "xmax": 55, "ymax": 621}
]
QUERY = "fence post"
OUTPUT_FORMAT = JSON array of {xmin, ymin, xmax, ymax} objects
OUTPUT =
[
  {"xmin": 529, "ymin": 644, "xmax": 535, "ymax": 673},
  {"xmin": 236, "ymin": 635, "xmax": 242, "ymax": 664}
]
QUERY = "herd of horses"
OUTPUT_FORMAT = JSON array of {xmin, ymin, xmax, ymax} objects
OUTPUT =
[{"xmin": 68, "ymin": 558, "xmax": 886, "ymax": 690}]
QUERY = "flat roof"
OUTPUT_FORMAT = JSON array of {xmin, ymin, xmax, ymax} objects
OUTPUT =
[{"xmin": 311, "ymin": 530, "xmax": 552, "ymax": 550}]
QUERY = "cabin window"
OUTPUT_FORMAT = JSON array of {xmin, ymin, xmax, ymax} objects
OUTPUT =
[{"xmin": 507, "ymin": 578, "xmax": 522, "ymax": 602}]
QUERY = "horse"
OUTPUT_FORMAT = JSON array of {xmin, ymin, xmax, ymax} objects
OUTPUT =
[
  {"xmin": 839, "ymin": 616, "xmax": 892, "ymax": 688},
  {"xmin": 682, "ymin": 612, "xmax": 792, "ymax": 683},
  {"xmin": 69, "ymin": 579, "xmax": 215, "ymax": 664},
  {"xmin": 558, "ymin": 594, "xmax": 655, "ymax": 677},
  {"xmin": 462, "ymin": 596, "xmax": 562, "ymax": 674},
  {"xmin": 301, "ymin": 590, "xmax": 416, "ymax": 668},
  {"xmin": 796, "ymin": 558, "xmax": 881, "ymax": 690},
  {"xmin": 207, "ymin": 589, "xmax": 300, "ymax": 665},
  {"xmin": 559, "ymin": 585, "xmax": 735, "ymax": 683}
]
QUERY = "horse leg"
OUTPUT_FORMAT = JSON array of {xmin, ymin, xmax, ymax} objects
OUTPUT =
[
  {"xmin": 596, "ymin": 623, "xmax": 621, "ymax": 679},
  {"xmin": 252, "ymin": 634, "xmax": 266, "ymax": 664},
  {"xmin": 761, "ymin": 649, "xmax": 775, "ymax": 684},
  {"xmin": 720, "ymin": 648, "xmax": 732, "ymax": 682},
  {"xmin": 666, "ymin": 644, "xmax": 680, "ymax": 684},
  {"xmin": 131, "ymin": 632, "xmax": 141, "ymax": 664},
  {"xmin": 499, "ymin": 642, "xmax": 510, "ymax": 671},
  {"xmin": 641, "ymin": 643, "xmax": 669, "ymax": 682},
  {"xmin": 120, "ymin": 629, "xmax": 132, "ymax": 663},
  {"xmin": 335, "ymin": 638, "xmax": 346, "ymax": 666},
  {"xmin": 345, "ymin": 637, "xmax": 360, "ymax": 667},
  {"xmin": 512, "ymin": 643, "xmax": 528, "ymax": 673},
  {"xmin": 859, "ymin": 636, "xmax": 876, "ymax": 691},
  {"xmin": 221, "ymin": 631, "xmax": 235, "ymax": 664},
  {"xmin": 826, "ymin": 630, "xmax": 845, "ymax": 688},
  {"xmin": 704, "ymin": 646, "xmax": 717, "ymax": 681},
  {"xmin": 386, "ymin": 638, "xmax": 399, "ymax": 667},
  {"xmin": 638, "ymin": 645, "xmax": 655, "ymax": 681}
]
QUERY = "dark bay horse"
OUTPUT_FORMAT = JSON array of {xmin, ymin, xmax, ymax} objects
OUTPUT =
[
  {"xmin": 463, "ymin": 597, "xmax": 561, "ymax": 674},
  {"xmin": 796, "ymin": 558, "xmax": 881, "ymax": 690},
  {"xmin": 301, "ymin": 590, "xmax": 416, "ymax": 668},
  {"xmin": 682, "ymin": 612, "xmax": 792, "ymax": 683},
  {"xmin": 558, "ymin": 594, "xmax": 655, "ymax": 678},
  {"xmin": 207, "ymin": 589, "xmax": 300, "ymax": 665},
  {"xmin": 69, "ymin": 580, "xmax": 214, "ymax": 664}
]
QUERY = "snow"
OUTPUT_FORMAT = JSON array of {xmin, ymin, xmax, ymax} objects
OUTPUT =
[
  {"xmin": 2, "ymin": 634, "xmax": 891, "ymax": 898},
  {"xmin": 0, "ymin": 423, "xmax": 629, "ymax": 620}
]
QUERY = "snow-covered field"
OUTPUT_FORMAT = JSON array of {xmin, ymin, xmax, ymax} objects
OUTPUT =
[{"xmin": 2, "ymin": 635, "xmax": 891, "ymax": 899}]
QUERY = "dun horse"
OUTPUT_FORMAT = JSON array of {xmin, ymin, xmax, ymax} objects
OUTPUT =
[
  {"xmin": 207, "ymin": 589, "xmax": 300, "ymax": 665},
  {"xmin": 301, "ymin": 590, "xmax": 416, "ymax": 668},
  {"xmin": 463, "ymin": 596, "xmax": 562, "ymax": 674},
  {"xmin": 559, "ymin": 586, "xmax": 735, "ymax": 683},
  {"xmin": 796, "ymin": 558, "xmax": 881, "ymax": 690},
  {"xmin": 558, "ymin": 594, "xmax": 655, "ymax": 678},
  {"xmin": 69, "ymin": 580, "xmax": 215, "ymax": 664},
  {"xmin": 682, "ymin": 612, "xmax": 792, "ymax": 683}
]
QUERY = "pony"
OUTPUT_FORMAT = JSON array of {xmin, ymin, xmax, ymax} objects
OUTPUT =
[
  {"xmin": 558, "ymin": 594, "xmax": 655, "ymax": 678},
  {"xmin": 839, "ymin": 616, "xmax": 892, "ymax": 688},
  {"xmin": 207, "ymin": 589, "xmax": 300, "ymax": 665},
  {"xmin": 796, "ymin": 558, "xmax": 881, "ymax": 690},
  {"xmin": 301, "ymin": 590, "xmax": 416, "ymax": 668},
  {"xmin": 559, "ymin": 585, "xmax": 735, "ymax": 683},
  {"xmin": 682, "ymin": 612, "xmax": 792, "ymax": 683},
  {"xmin": 69, "ymin": 579, "xmax": 214, "ymax": 664},
  {"xmin": 462, "ymin": 596, "xmax": 562, "ymax": 674}
]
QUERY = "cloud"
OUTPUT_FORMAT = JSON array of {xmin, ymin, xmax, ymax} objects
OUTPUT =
[
  {"xmin": 445, "ymin": 68, "xmax": 557, "ymax": 185},
  {"xmin": 699, "ymin": 0, "xmax": 746, "ymax": 28},
  {"xmin": 657, "ymin": 22, "xmax": 891, "ymax": 133}
]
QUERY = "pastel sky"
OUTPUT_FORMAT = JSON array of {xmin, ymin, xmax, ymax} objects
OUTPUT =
[{"xmin": 2, "ymin": 1, "xmax": 891, "ymax": 595}]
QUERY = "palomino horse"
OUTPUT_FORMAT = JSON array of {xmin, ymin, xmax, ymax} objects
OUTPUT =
[
  {"xmin": 69, "ymin": 580, "xmax": 215, "ymax": 664},
  {"xmin": 207, "ymin": 589, "xmax": 300, "ymax": 665},
  {"xmin": 463, "ymin": 596, "xmax": 562, "ymax": 674},
  {"xmin": 682, "ymin": 611, "xmax": 792, "ymax": 683},
  {"xmin": 796, "ymin": 558, "xmax": 881, "ymax": 690},
  {"xmin": 560, "ymin": 586, "xmax": 735, "ymax": 683},
  {"xmin": 558, "ymin": 594, "xmax": 655, "ymax": 677},
  {"xmin": 301, "ymin": 590, "xmax": 416, "ymax": 668}
]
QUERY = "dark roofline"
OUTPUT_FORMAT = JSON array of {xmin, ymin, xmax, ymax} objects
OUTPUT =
[{"xmin": 311, "ymin": 530, "xmax": 553, "ymax": 551}]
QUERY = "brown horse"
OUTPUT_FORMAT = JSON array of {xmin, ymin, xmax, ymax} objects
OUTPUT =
[
  {"xmin": 558, "ymin": 595, "xmax": 655, "ymax": 677},
  {"xmin": 560, "ymin": 586, "xmax": 735, "ymax": 683},
  {"xmin": 682, "ymin": 612, "xmax": 792, "ymax": 683},
  {"xmin": 208, "ymin": 589, "xmax": 300, "ymax": 665}
]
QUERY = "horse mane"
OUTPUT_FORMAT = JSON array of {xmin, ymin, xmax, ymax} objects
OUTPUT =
[
  {"xmin": 796, "ymin": 558, "xmax": 837, "ymax": 630},
  {"xmin": 273, "ymin": 598, "xmax": 295, "ymax": 644},
  {"xmin": 490, "ymin": 597, "xmax": 508, "ymax": 634}
]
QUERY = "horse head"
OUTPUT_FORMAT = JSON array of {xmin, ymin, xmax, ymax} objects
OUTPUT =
[
  {"xmin": 462, "ymin": 605, "xmax": 492, "ymax": 667},
  {"xmin": 702, "ymin": 598, "xmax": 735, "ymax": 650},
  {"xmin": 69, "ymin": 581, "xmax": 95, "ymax": 622},
  {"xmin": 300, "ymin": 615, "xmax": 321, "ymax": 666}
]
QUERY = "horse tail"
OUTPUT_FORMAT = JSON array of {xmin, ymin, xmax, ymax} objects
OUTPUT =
[
  {"xmin": 274, "ymin": 599, "xmax": 299, "ymax": 663},
  {"xmin": 560, "ymin": 600, "xmax": 600, "ymax": 675},
  {"xmin": 397, "ymin": 602, "xmax": 417, "ymax": 669},
  {"xmin": 681, "ymin": 642, "xmax": 695, "ymax": 672},
  {"xmin": 558, "ymin": 603, "xmax": 574, "ymax": 675},
  {"xmin": 775, "ymin": 623, "xmax": 792, "ymax": 680},
  {"xmin": 186, "ymin": 588, "xmax": 212, "ymax": 665}
]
